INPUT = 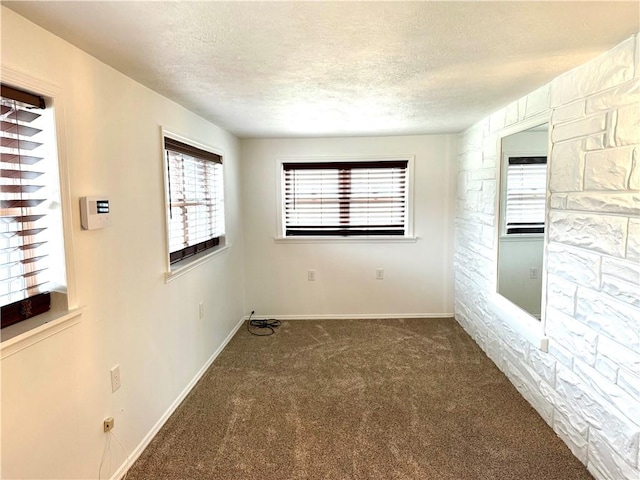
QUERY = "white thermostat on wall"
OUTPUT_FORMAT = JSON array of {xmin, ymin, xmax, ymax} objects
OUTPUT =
[{"xmin": 80, "ymin": 196, "xmax": 111, "ymax": 230}]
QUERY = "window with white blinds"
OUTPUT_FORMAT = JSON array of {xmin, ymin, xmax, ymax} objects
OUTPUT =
[
  {"xmin": 164, "ymin": 137, "xmax": 224, "ymax": 265},
  {"xmin": 504, "ymin": 156, "xmax": 547, "ymax": 235},
  {"xmin": 1, "ymin": 84, "xmax": 52, "ymax": 328},
  {"xmin": 282, "ymin": 160, "xmax": 408, "ymax": 236}
]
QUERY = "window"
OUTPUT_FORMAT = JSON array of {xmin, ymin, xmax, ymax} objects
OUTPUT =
[
  {"xmin": 163, "ymin": 136, "xmax": 225, "ymax": 266},
  {"xmin": 504, "ymin": 156, "xmax": 547, "ymax": 235},
  {"xmin": 1, "ymin": 85, "xmax": 54, "ymax": 328},
  {"xmin": 282, "ymin": 160, "xmax": 408, "ymax": 237}
]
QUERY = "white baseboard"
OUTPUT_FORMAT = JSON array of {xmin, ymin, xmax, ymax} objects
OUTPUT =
[
  {"xmin": 246, "ymin": 313, "xmax": 454, "ymax": 321},
  {"xmin": 110, "ymin": 315, "xmax": 245, "ymax": 480}
]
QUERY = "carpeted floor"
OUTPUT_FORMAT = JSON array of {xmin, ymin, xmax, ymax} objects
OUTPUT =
[{"xmin": 126, "ymin": 318, "xmax": 592, "ymax": 479}]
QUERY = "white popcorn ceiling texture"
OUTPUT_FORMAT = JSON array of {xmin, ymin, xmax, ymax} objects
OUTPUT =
[{"xmin": 4, "ymin": 1, "xmax": 639, "ymax": 138}]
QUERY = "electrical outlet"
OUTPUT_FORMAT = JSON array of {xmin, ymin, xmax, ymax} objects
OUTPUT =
[
  {"xmin": 103, "ymin": 417, "xmax": 114, "ymax": 432},
  {"xmin": 199, "ymin": 301, "xmax": 204, "ymax": 319},
  {"xmin": 308, "ymin": 270, "xmax": 316, "ymax": 281},
  {"xmin": 376, "ymin": 268, "xmax": 384, "ymax": 280},
  {"xmin": 110, "ymin": 365, "xmax": 121, "ymax": 393},
  {"xmin": 529, "ymin": 267, "xmax": 539, "ymax": 279}
]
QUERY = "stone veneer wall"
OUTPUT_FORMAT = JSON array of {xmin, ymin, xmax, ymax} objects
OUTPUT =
[{"xmin": 454, "ymin": 34, "xmax": 640, "ymax": 480}]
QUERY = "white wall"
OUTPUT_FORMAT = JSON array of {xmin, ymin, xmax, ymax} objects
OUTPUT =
[
  {"xmin": 1, "ymin": 8, "xmax": 245, "ymax": 479},
  {"xmin": 455, "ymin": 34, "xmax": 640, "ymax": 480},
  {"xmin": 241, "ymin": 135, "xmax": 457, "ymax": 317}
]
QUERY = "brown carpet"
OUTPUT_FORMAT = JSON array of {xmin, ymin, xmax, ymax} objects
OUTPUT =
[{"xmin": 127, "ymin": 318, "xmax": 592, "ymax": 479}]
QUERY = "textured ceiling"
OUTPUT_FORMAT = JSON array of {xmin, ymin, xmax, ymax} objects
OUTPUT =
[{"xmin": 4, "ymin": 1, "xmax": 639, "ymax": 138}]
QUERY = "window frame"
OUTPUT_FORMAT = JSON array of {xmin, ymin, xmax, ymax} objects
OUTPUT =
[
  {"xmin": 0, "ymin": 68, "xmax": 79, "ymax": 347},
  {"xmin": 492, "ymin": 113, "xmax": 550, "ymax": 352},
  {"xmin": 161, "ymin": 129, "xmax": 227, "ymax": 281},
  {"xmin": 276, "ymin": 155, "xmax": 416, "ymax": 242}
]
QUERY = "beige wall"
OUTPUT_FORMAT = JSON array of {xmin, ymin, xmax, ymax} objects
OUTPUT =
[
  {"xmin": 241, "ymin": 135, "xmax": 457, "ymax": 318},
  {"xmin": 1, "ymin": 7, "xmax": 246, "ymax": 479}
]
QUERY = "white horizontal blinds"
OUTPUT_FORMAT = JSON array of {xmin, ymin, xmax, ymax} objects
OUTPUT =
[
  {"xmin": 165, "ymin": 137, "xmax": 224, "ymax": 264},
  {"xmin": 505, "ymin": 156, "xmax": 547, "ymax": 234},
  {"xmin": 283, "ymin": 161, "xmax": 408, "ymax": 236},
  {"xmin": 0, "ymin": 85, "xmax": 51, "ymax": 323}
]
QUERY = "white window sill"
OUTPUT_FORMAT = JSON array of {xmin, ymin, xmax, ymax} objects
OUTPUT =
[
  {"xmin": 1, "ymin": 307, "xmax": 84, "ymax": 359},
  {"xmin": 274, "ymin": 236, "xmax": 418, "ymax": 244},
  {"xmin": 165, "ymin": 244, "xmax": 230, "ymax": 282},
  {"xmin": 489, "ymin": 293, "xmax": 548, "ymax": 351}
]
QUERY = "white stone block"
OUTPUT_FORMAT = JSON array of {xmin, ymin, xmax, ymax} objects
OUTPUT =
[
  {"xmin": 549, "ymin": 140, "xmax": 584, "ymax": 192},
  {"xmin": 615, "ymin": 103, "xmax": 640, "ymax": 147},
  {"xmin": 552, "ymin": 113, "xmax": 607, "ymax": 143},
  {"xmin": 601, "ymin": 274, "xmax": 640, "ymax": 307},
  {"xmin": 588, "ymin": 428, "xmax": 640, "ymax": 480},
  {"xmin": 550, "ymin": 193, "xmax": 567, "ymax": 209},
  {"xmin": 566, "ymin": 192, "xmax": 640, "ymax": 216},
  {"xmin": 627, "ymin": 218, "xmax": 640, "ymax": 262},
  {"xmin": 480, "ymin": 225, "xmax": 494, "ymax": 249},
  {"xmin": 630, "ymin": 147, "xmax": 639, "ymax": 190},
  {"xmin": 489, "ymin": 109, "xmax": 506, "ymax": 133},
  {"xmin": 503, "ymin": 359, "xmax": 554, "ymax": 425},
  {"xmin": 548, "ymin": 341, "xmax": 574, "ymax": 370},
  {"xmin": 481, "ymin": 180, "xmax": 496, "ymax": 215},
  {"xmin": 460, "ymin": 150, "xmax": 483, "ymax": 171},
  {"xmin": 546, "ymin": 274, "xmax": 577, "ymax": 316},
  {"xmin": 553, "ymin": 100, "xmax": 585, "ymax": 124},
  {"xmin": 602, "ymin": 257, "xmax": 640, "ymax": 285},
  {"xmin": 525, "ymin": 84, "xmax": 551, "ymax": 118},
  {"xmin": 528, "ymin": 347, "xmax": 557, "ymax": 386},
  {"xmin": 518, "ymin": 97, "xmax": 527, "ymax": 121},
  {"xmin": 555, "ymin": 366, "xmax": 640, "ymax": 465},
  {"xmin": 598, "ymin": 335, "xmax": 640, "ymax": 377},
  {"xmin": 548, "ymin": 211, "xmax": 628, "ymax": 258},
  {"xmin": 466, "ymin": 189, "xmax": 481, "ymax": 212},
  {"xmin": 584, "ymin": 146, "xmax": 635, "ymax": 190},
  {"xmin": 546, "ymin": 242, "xmax": 601, "ymax": 288},
  {"xmin": 483, "ymin": 135, "xmax": 498, "ymax": 159},
  {"xmin": 495, "ymin": 319, "xmax": 531, "ymax": 360},
  {"xmin": 540, "ymin": 379, "xmax": 589, "ymax": 434},
  {"xmin": 576, "ymin": 287, "xmax": 640, "ymax": 351},
  {"xmin": 505, "ymin": 101, "xmax": 519, "ymax": 126},
  {"xmin": 584, "ymin": 134, "xmax": 607, "ymax": 151},
  {"xmin": 459, "ymin": 125, "xmax": 483, "ymax": 153},
  {"xmin": 618, "ymin": 368, "xmax": 640, "ymax": 400},
  {"xmin": 546, "ymin": 307, "xmax": 598, "ymax": 366},
  {"xmin": 573, "ymin": 358, "xmax": 640, "ymax": 425},
  {"xmin": 551, "ymin": 37, "xmax": 636, "ymax": 107},
  {"xmin": 470, "ymin": 168, "xmax": 495, "ymax": 181},
  {"xmin": 553, "ymin": 411, "xmax": 588, "ymax": 464},
  {"xmin": 482, "ymin": 154, "xmax": 497, "ymax": 169},
  {"xmin": 595, "ymin": 354, "xmax": 620, "ymax": 383},
  {"xmin": 586, "ymin": 79, "xmax": 640, "ymax": 113}
]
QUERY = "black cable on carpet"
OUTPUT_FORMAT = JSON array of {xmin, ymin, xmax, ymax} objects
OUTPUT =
[{"xmin": 246, "ymin": 311, "xmax": 281, "ymax": 336}]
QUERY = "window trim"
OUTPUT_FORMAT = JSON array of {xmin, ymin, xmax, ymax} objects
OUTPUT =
[
  {"xmin": 160, "ymin": 128, "xmax": 227, "ymax": 278},
  {"xmin": 0, "ymin": 68, "xmax": 78, "ymax": 344},
  {"xmin": 275, "ymin": 155, "xmax": 415, "ymax": 242}
]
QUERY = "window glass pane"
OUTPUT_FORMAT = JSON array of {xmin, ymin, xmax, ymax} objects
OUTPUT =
[
  {"xmin": 164, "ymin": 139, "xmax": 224, "ymax": 264},
  {"xmin": 505, "ymin": 160, "xmax": 547, "ymax": 234},
  {"xmin": 283, "ymin": 161, "xmax": 407, "ymax": 236}
]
